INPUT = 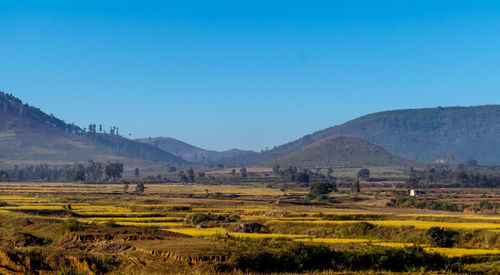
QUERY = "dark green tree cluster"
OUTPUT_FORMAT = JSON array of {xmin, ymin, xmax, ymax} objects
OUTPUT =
[
  {"xmin": 0, "ymin": 163, "xmax": 90, "ymax": 182},
  {"xmin": 226, "ymin": 240, "xmax": 447, "ymax": 273},
  {"xmin": 0, "ymin": 92, "xmax": 83, "ymax": 134},
  {"xmin": 308, "ymin": 182, "xmax": 337, "ymax": 200},
  {"xmin": 86, "ymin": 159, "xmax": 103, "ymax": 183},
  {"xmin": 104, "ymin": 162, "xmax": 124, "ymax": 182},
  {"xmin": 411, "ymin": 164, "xmax": 500, "ymax": 188},
  {"xmin": 178, "ymin": 171, "xmax": 188, "ymax": 184},
  {"xmin": 240, "ymin": 167, "xmax": 247, "ymax": 178},
  {"xmin": 357, "ymin": 168, "xmax": 370, "ymax": 180},
  {"xmin": 426, "ymin": 227, "xmax": 457, "ymax": 248}
]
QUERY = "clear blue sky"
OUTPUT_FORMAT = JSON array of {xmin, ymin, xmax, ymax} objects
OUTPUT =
[{"xmin": 1, "ymin": 1, "xmax": 500, "ymax": 151}]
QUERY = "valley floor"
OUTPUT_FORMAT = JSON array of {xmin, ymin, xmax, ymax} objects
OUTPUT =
[{"xmin": 0, "ymin": 182, "xmax": 499, "ymax": 274}]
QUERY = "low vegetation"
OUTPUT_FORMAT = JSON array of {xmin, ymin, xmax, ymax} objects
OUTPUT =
[{"xmin": 0, "ymin": 168, "xmax": 499, "ymax": 274}]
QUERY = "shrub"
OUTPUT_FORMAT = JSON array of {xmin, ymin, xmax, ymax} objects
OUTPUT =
[
  {"xmin": 225, "ymin": 239, "xmax": 448, "ymax": 273},
  {"xmin": 426, "ymin": 226, "xmax": 457, "ymax": 247},
  {"xmin": 57, "ymin": 219, "xmax": 84, "ymax": 232},
  {"xmin": 104, "ymin": 219, "xmax": 119, "ymax": 227},
  {"xmin": 184, "ymin": 213, "xmax": 239, "ymax": 226},
  {"xmin": 228, "ymin": 241, "xmax": 332, "ymax": 272},
  {"xmin": 357, "ymin": 168, "xmax": 370, "ymax": 180},
  {"xmin": 308, "ymin": 182, "xmax": 336, "ymax": 200},
  {"xmin": 334, "ymin": 245, "xmax": 447, "ymax": 271}
]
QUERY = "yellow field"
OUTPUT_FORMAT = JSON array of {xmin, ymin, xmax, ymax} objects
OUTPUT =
[
  {"xmin": 2, "ymin": 182, "xmax": 500, "ymax": 262},
  {"xmin": 114, "ymin": 221, "xmax": 184, "ymax": 227},
  {"xmin": 270, "ymin": 219, "xmax": 500, "ymax": 230},
  {"xmin": 81, "ymin": 217, "xmax": 183, "ymax": 222},
  {"xmin": 299, "ymin": 238, "xmax": 371, "ymax": 244},
  {"xmin": 165, "ymin": 228, "xmax": 310, "ymax": 239},
  {"xmin": 426, "ymin": 247, "xmax": 500, "ymax": 257},
  {"xmin": 398, "ymin": 213, "xmax": 500, "ymax": 220},
  {"xmin": 166, "ymin": 228, "xmax": 226, "ymax": 237}
]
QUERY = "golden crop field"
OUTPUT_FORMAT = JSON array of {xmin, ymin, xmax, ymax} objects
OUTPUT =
[
  {"xmin": 269, "ymin": 219, "xmax": 500, "ymax": 230},
  {"xmin": 1, "ymin": 181, "xmax": 500, "ymax": 274},
  {"xmin": 166, "ymin": 228, "xmax": 311, "ymax": 239}
]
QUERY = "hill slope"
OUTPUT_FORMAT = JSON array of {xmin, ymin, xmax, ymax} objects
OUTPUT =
[
  {"xmin": 136, "ymin": 137, "xmax": 253, "ymax": 163},
  {"xmin": 265, "ymin": 135, "xmax": 412, "ymax": 168},
  {"xmin": 0, "ymin": 92, "xmax": 187, "ymax": 166},
  {"xmin": 221, "ymin": 105, "xmax": 500, "ymax": 166}
]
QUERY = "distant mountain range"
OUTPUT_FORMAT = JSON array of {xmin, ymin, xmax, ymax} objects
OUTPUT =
[
  {"xmin": 2, "ymin": 91, "xmax": 500, "ymax": 169},
  {"xmin": 136, "ymin": 137, "xmax": 253, "ymax": 163},
  {"xmin": 0, "ymin": 92, "xmax": 186, "ymax": 166},
  {"xmin": 218, "ymin": 105, "xmax": 500, "ymax": 167}
]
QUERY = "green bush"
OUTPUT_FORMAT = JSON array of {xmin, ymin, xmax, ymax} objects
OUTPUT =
[
  {"xmin": 334, "ymin": 245, "xmax": 447, "ymax": 271},
  {"xmin": 225, "ymin": 239, "xmax": 448, "ymax": 273},
  {"xmin": 184, "ymin": 213, "xmax": 239, "ymax": 226},
  {"xmin": 308, "ymin": 182, "xmax": 336, "ymax": 200},
  {"xmin": 104, "ymin": 218, "xmax": 119, "ymax": 227},
  {"xmin": 426, "ymin": 226, "xmax": 457, "ymax": 247},
  {"xmin": 228, "ymin": 241, "xmax": 332, "ymax": 272},
  {"xmin": 57, "ymin": 219, "xmax": 84, "ymax": 232}
]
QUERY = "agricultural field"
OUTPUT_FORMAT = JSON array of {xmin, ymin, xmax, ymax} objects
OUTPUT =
[{"xmin": 0, "ymin": 181, "xmax": 499, "ymax": 274}]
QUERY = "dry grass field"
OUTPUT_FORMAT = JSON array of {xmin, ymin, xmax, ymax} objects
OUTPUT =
[{"xmin": 0, "ymin": 181, "xmax": 499, "ymax": 274}]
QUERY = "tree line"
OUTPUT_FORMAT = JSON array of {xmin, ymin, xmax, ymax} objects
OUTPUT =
[
  {"xmin": 408, "ymin": 163, "xmax": 500, "ymax": 188},
  {"xmin": 0, "ymin": 160, "xmax": 124, "ymax": 183}
]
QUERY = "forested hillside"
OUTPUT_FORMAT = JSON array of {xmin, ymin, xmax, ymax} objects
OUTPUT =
[
  {"xmin": 0, "ymin": 92, "xmax": 187, "ymax": 165},
  {"xmin": 265, "ymin": 135, "xmax": 413, "ymax": 168},
  {"xmin": 221, "ymin": 105, "xmax": 500, "ymax": 166}
]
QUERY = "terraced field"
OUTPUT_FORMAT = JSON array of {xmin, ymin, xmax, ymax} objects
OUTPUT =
[{"xmin": 0, "ymin": 182, "xmax": 499, "ymax": 274}]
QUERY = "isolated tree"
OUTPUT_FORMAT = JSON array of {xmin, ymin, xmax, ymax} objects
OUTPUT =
[
  {"xmin": 240, "ymin": 167, "xmax": 247, "ymax": 179},
  {"xmin": 134, "ymin": 183, "xmax": 146, "ymax": 194},
  {"xmin": 134, "ymin": 168, "xmax": 140, "ymax": 178},
  {"xmin": 105, "ymin": 162, "xmax": 124, "ymax": 182},
  {"xmin": 72, "ymin": 163, "xmax": 86, "ymax": 181},
  {"xmin": 308, "ymin": 182, "xmax": 336, "ymax": 200},
  {"xmin": 187, "ymin": 167, "xmax": 195, "ymax": 182},
  {"xmin": 86, "ymin": 159, "xmax": 103, "ymax": 183},
  {"xmin": 352, "ymin": 178, "xmax": 361, "ymax": 193},
  {"xmin": 273, "ymin": 164, "xmax": 280, "ymax": 176},
  {"xmin": 123, "ymin": 183, "xmax": 129, "ymax": 193},
  {"xmin": 296, "ymin": 172, "xmax": 310, "ymax": 185},
  {"xmin": 178, "ymin": 171, "xmax": 188, "ymax": 184},
  {"xmin": 231, "ymin": 169, "xmax": 236, "ymax": 176},
  {"xmin": 287, "ymin": 166, "xmax": 298, "ymax": 175},
  {"xmin": 357, "ymin": 168, "xmax": 370, "ymax": 180}
]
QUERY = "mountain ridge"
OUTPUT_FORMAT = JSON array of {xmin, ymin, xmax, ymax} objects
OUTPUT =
[
  {"xmin": 218, "ymin": 105, "xmax": 500, "ymax": 166},
  {"xmin": 0, "ymin": 92, "xmax": 188, "ymax": 166}
]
